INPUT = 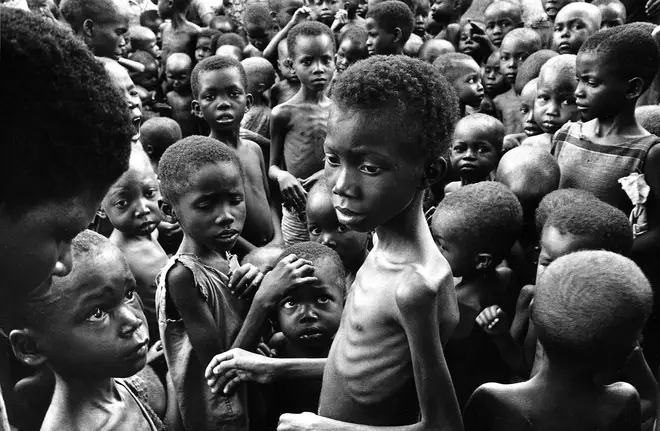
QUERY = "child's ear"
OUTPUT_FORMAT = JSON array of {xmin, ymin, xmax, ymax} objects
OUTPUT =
[
  {"xmin": 421, "ymin": 156, "xmax": 448, "ymax": 188},
  {"xmin": 191, "ymin": 99, "xmax": 204, "ymax": 118},
  {"xmin": 9, "ymin": 329, "xmax": 47, "ymax": 368},
  {"xmin": 144, "ymin": 143, "xmax": 154, "ymax": 156},
  {"xmin": 96, "ymin": 207, "xmax": 107, "ymax": 219},
  {"xmin": 257, "ymin": 82, "xmax": 266, "ymax": 94},
  {"xmin": 159, "ymin": 200, "xmax": 178, "ymax": 223},
  {"xmin": 475, "ymin": 253, "xmax": 494, "ymax": 271},
  {"xmin": 393, "ymin": 27, "xmax": 403, "ymax": 44},
  {"xmin": 82, "ymin": 19, "xmax": 95, "ymax": 37},
  {"xmin": 245, "ymin": 93, "xmax": 253, "ymax": 112},
  {"xmin": 270, "ymin": 10, "xmax": 277, "ymax": 19},
  {"xmin": 626, "ymin": 77, "xmax": 645, "ymax": 100}
]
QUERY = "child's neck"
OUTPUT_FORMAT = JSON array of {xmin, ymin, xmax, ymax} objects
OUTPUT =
[
  {"xmin": 178, "ymin": 234, "xmax": 230, "ymax": 271},
  {"xmin": 210, "ymin": 127, "xmax": 240, "ymax": 148},
  {"xmin": 459, "ymin": 102, "xmax": 466, "ymax": 117},
  {"xmin": 169, "ymin": 11, "xmax": 190, "ymax": 28},
  {"xmin": 375, "ymin": 191, "xmax": 432, "ymax": 257},
  {"xmin": 251, "ymin": 94, "xmax": 266, "ymax": 107},
  {"xmin": 535, "ymin": 353, "xmax": 596, "ymax": 387},
  {"xmin": 592, "ymin": 106, "xmax": 644, "ymax": 138},
  {"xmin": 53, "ymin": 371, "xmax": 118, "ymax": 408},
  {"xmin": 112, "ymin": 228, "xmax": 155, "ymax": 242},
  {"xmin": 299, "ymin": 84, "xmax": 329, "ymax": 103}
]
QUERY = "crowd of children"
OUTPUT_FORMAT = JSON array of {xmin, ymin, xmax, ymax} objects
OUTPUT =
[{"xmin": 3, "ymin": 0, "xmax": 660, "ymax": 429}]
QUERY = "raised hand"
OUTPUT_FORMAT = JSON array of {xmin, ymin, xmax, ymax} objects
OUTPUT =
[{"xmin": 476, "ymin": 305, "xmax": 510, "ymax": 336}]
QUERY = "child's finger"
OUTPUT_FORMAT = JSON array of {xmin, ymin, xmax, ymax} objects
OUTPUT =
[
  {"xmin": 223, "ymin": 375, "xmax": 245, "ymax": 395},
  {"xmin": 233, "ymin": 267, "xmax": 261, "ymax": 297},
  {"xmin": 239, "ymin": 272, "xmax": 264, "ymax": 298}
]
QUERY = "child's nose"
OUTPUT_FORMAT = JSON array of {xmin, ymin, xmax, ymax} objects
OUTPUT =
[
  {"xmin": 299, "ymin": 304, "xmax": 319, "ymax": 322},
  {"xmin": 320, "ymin": 233, "xmax": 336, "ymax": 248},
  {"xmin": 52, "ymin": 244, "xmax": 73, "ymax": 277},
  {"xmin": 214, "ymin": 204, "xmax": 235, "ymax": 225},
  {"xmin": 331, "ymin": 166, "xmax": 356, "ymax": 198},
  {"xmin": 135, "ymin": 198, "xmax": 151, "ymax": 217},
  {"xmin": 119, "ymin": 304, "xmax": 144, "ymax": 338},
  {"xmin": 492, "ymin": 24, "xmax": 502, "ymax": 35}
]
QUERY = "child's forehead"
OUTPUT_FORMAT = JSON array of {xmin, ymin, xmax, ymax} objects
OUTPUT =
[
  {"xmin": 521, "ymin": 79, "xmax": 538, "ymax": 98},
  {"xmin": 538, "ymin": 65, "xmax": 575, "ymax": 89},
  {"xmin": 500, "ymin": 36, "xmax": 535, "ymax": 53},
  {"xmin": 197, "ymin": 36, "xmax": 212, "ymax": 44},
  {"xmin": 166, "ymin": 58, "xmax": 192, "ymax": 72},
  {"xmin": 555, "ymin": 4, "xmax": 600, "ymax": 25},
  {"xmin": 485, "ymin": 3, "xmax": 517, "ymax": 20},
  {"xmin": 293, "ymin": 34, "xmax": 335, "ymax": 56},
  {"xmin": 185, "ymin": 161, "xmax": 243, "ymax": 191},
  {"xmin": 454, "ymin": 120, "xmax": 499, "ymax": 142},
  {"xmin": 455, "ymin": 59, "xmax": 480, "ymax": 75}
]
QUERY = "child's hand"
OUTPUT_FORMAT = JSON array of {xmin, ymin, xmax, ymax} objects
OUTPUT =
[
  {"xmin": 277, "ymin": 171, "xmax": 307, "ymax": 211},
  {"xmin": 331, "ymin": 9, "xmax": 348, "ymax": 31},
  {"xmin": 476, "ymin": 305, "xmax": 510, "ymax": 336},
  {"xmin": 291, "ymin": 6, "xmax": 311, "ymax": 25},
  {"xmin": 206, "ymin": 348, "xmax": 277, "ymax": 395},
  {"xmin": 255, "ymin": 254, "xmax": 317, "ymax": 309},
  {"xmin": 257, "ymin": 342, "xmax": 278, "ymax": 357},
  {"xmin": 228, "ymin": 263, "xmax": 264, "ymax": 299},
  {"xmin": 470, "ymin": 32, "xmax": 496, "ymax": 56},
  {"xmin": 239, "ymin": 128, "xmax": 263, "ymax": 142}
]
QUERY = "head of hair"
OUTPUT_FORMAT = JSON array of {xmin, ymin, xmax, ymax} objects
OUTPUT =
[
  {"xmin": 340, "ymin": 25, "xmax": 368, "ymax": 46},
  {"xmin": 216, "ymin": 44, "xmax": 244, "ymax": 61},
  {"xmin": 636, "ymin": 105, "xmax": 660, "ymax": 136},
  {"xmin": 129, "ymin": 26, "xmax": 156, "ymax": 47},
  {"xmin": 413, "ymin": 0, "xmax": 430, "ymax": 16},
  {"xmin": 435, "ymin": 181, "xmax": 523, "ymax": 261},
  {"xmin": 535, "ymin": 188, "xmax": 598, "ymax": 235},
  {"xmin": 140, "ymin": 9, "xmax": 161, "ymax": 27},
  {"xmin": 432, "ymin": 52, "xmax": 476, "ymax": 82},
  {"xmin": 370, "ymin": 0, "xmax": 414, "ymax": 13},
  {"xmin": 287, "ymin": 21, "xmax": 335, "ymax": 58},
  {"xmin": 129, "ymin": 49, "xmax": 158, "ymax": 68},
  {"xmin": 495, "ymin": 146, "xmax": 560, "ymax": 215},
  {"xmin": 533, "ymin": 250, "xmax": 652, "ymax": 369},
  {"xmin": 403, "ymin": 32, "xmax": 424, "ymax": 57},
  {"xmin": 366, "ymin": 1, "xmax": 414, "ymax": 46},
  {"xmin": 455, "ymin": 114, "xmax": 505, "ymax": 153},
  {"xmin": 544, "ymin": 199, "xmax": 633, "ymax": 256},
  {"xmin": 242, "ymin": 246, "xmax": 285, "ymax": 272},
  {"xmin": 209, "ymin": 15, "xmax": 237, "ymax": 32},
  {"xmin": 216, "ymin": 32, "xmax": 247, "ymax": 51},
  {"xmin": 166, "ymin": 52, "xmax": 193, "ymax": 72},
  {"xmin": 484, "ymin": 0, "xmax": 522, "ymax": 22},
  {"xmin": 593, "ymin": 0, "xmax": 626, "ymax": 23},
  {"xmin": 241, "ymin": 57, "xmax": 277, "ymax": 92},
  {"xmin": 1, "ymin": 8, "xmax": 131, "ymax": 214},
  {"xmin": 501, "ymin": 27, "xmax": 542, "ymax": 52},
  {"xmin": 170, "ymin": 0, "xmax": 192, "ymax": 12},
  {"xmin": 140, "ymin": 117, "xmax": 183, "ymax": 162},
  {"xmin": 199, "ymin": 28, "xmax": 221, "ymax": 43},
  {"xmin": 191, "ymin": 55, "xmax": 248, "ymax": 98},
  {"xmin": 419, "ymin": 38, "xmax": 455, "ymax": 62},
  {"xmin": 278, "ymin": 241, "xmax": 346, "ymax": 291},
  {"xmin": 243, "ymin": 1, "xmax": 273, "ymax": 29},
  {"xmin": 158, "ymin": 136, "xmax": 244, "ymax": 204},
  {"xmin": 538, "ymin": 54, "xmax": 577, "ymax": 87},
  {"xmin": 332, "ymin": 55, "xmax": 459, "ymax": 164},
  {"xmin": 60, "ymin": 0, "xmax": 127, "ymax": 34},
  {"xmin": 579, "ymin": 23, "xmax": 660, "ymax": 94},
  {"xmin": 556, "ymin": 2, "xmax": 601, "ymax": 30},
  {"xmin": 514, "ymin": 49, "xmax": 558, "ymax": 94}
]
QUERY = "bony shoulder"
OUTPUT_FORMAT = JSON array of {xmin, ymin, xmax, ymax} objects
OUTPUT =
[{"xmin": 394, "ymin": 268, "xmax": 448, "ymax": 311}]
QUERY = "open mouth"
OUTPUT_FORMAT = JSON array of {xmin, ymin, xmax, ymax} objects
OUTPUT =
[{"xmin": 216, "ymin": 114, "xmax": 234, "ymax": 124}]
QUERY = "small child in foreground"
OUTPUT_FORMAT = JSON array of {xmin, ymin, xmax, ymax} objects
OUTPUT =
[
  {"xmin": 495, "ymin": 28, "xmax": 543, "ymax": 134},
  {"xmin": 445, "ymin": 114, "xmax": 504, "ymax": 194},
  {"xmin": 552, "ymin": 2, "xmax": 601, "ymax": 55},
  {"xmin": 365, "ymin": 0, "xmax": 414, "ymax": 55},
  {"xmin": 270, "ymin": 22, "xmax": 336, "ymax": 246},
  {"xmin": 432, "ymin": 182, "xmax": 522, "ymax": 407},
  {"xmin": 434, "ymin": 52, "xmax": 484, "ymax": 116},
  {"xmin": 191, "ymin": 56, "xmax": 282, "ymax": 253},
  {"xmin": 268, "ymin": 242, "xmax": 345, "ymax": 424},
  {"xmin": 525, "ymin": 54, "xmax": 578, "ymax": 152},
  {"xmin": 7, "ymin": 230, "xmax": 162, "ymax": 431},
  {"xmin": 206, "ymin": 55, "xmax": 463, "ymax": 430},
  {"xmin": 101, "ymin": 147, "xmax": 168, "ymax": 345},
  {"xmin": 306, "ymin": 179, "xmax": 370, "ymax": 288},
  {"xmin": 466, "ymin": 250, "xmax": 652, "ymax": 430}
]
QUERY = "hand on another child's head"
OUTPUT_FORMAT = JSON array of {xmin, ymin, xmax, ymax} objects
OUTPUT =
[
  {"xmin": 292, "ymin": 6, "xmax": 312, "ymax": 24},
  {"xmin": 228, "ymin": 264, "xmax": 264, "ymax": 299},
  {"xmin": 257, "ymin": 254, "xmax": 318, "ymax": 309}
]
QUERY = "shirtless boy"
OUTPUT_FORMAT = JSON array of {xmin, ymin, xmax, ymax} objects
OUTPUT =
[
  {"xmin": 158, "ymin": 0, "xmax": 200, "ymax": 62},
  {"xmin": 165, "ymin": 53, "xmax": 197, "ymax": 137},
  {"xmin": 206, "ymin": 55, "xmax": 463, "ymax": 431},
  {"xmin": 269, "ymin": 21, "xmax": 336, "ymax": 246},
  {"xmin": 191, "ymin": 55, "xmax": 283, "ymax": 253}
]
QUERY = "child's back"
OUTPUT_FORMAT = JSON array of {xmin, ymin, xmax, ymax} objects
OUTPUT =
[{"xmin": 465, "ymin": 250, "xmax": 650, "ymax": 430}]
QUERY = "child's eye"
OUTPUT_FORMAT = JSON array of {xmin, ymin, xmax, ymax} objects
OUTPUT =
[
  {"xmin": 114, "ymin": 200, "xmax": 128, "ymax": 209},
  {"xmin": 561, "ymin": 98, "xmax": 576, "ymax": 106},
  {"xmin": 203, "ymin": 94, "xmax": 215, "ymax": 101},
  {"xmin": 125, "ymin": 289, "xmax": 136, "ymax": 302},
  {"xmin": 145, "ymin": 188, "xmax": 158, "ymax": 199},
  {"xmin": 337, "ymin": 224, "xmax": 349, "ymax": 233},
  {"xmin": 486, "ymin": 23, "xmax": 495, "ymax": 30},
  {"xmin": 317, "ymin": 295, "xmax": 330, "ymax": 304},
  {"xmin": 309, "ymin": 227, "xmax": 323, "ymax": 236},
  {"xmin": 87, "ymin": 307, "xmax": 108, "ymax": 322},
  {"xmin": 283, "ymin": 299, "xmax": 296, "ymax": 308},
  {"xmin": 324, "ymin": 154, "xmax": 340, "ymax": 167},
  {"xmin": 477, "ymin": 146, "xmax": 492, "ymax": 154},
  {"xmin": 452, "ymin": 145, "xmax": 466, "ymax": 153},
  {"xmin": 359, "ymin": 164, "xmax": 382, "ymax": 175}
]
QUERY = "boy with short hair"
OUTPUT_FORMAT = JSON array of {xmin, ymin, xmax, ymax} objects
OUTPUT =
[
  {"xmin": 141, "ymin": 117, "xmax": 183, "ymax": 176},
  {"xmin": 165, "ymin": 52, "xmax": 197, "ymax": 137},
  {"xmin": 432, "ymin": 182, "xmax": 522, "ymax": 407},
  {"xmin": 542, "ymin": 0, "xmax": 581, "ymax": 22},
  {"xmin": 483, "ymin": 0, "xmax": 522, "ymax": 48},
  {"xmin": 593, "ymin": 0, "xmax": 626, "ymax": 29},
  {"xmin": 466, "ymin": 250, "xmax": 651, "ymax": 430},
  {"xmin": 419, "ymin": 38, "xmax": 455, "ymax": 63},
  {"xmin": 0, "ymin": 10, "xmax": 133, "ymax": 427},
  {"xmin": 240, "ymin": 57, "xmax": 278, "ymax": 142},
  {"xmin": 269, "ymin": 0, "xmax": 305, "ymax": 30},
  {"xmin": 6, "ymin": 230, "xmax": 162, "ymax": 431},
  {"xmin": 434, "ymin": 52, "xmax": 484, "ymax": 116},
  {"xmin": 334, "ymin": 26, "xmax": 369, "ymax": 75},
  {"xmin": 157, "ymin": 0, "xmax": 200, "ymax": 62},
  {"xmin": 365, "ymin": 0, "xmax": 414, "ymax": 55},
  {"xmin": 130, "ymin": 25, "xmax": 161, "ymax": 59},
  {"xmin": 269, "ymin": 21, "xmax": 336, "ymax": 246},
  {"xmin": 445, "ymin": 114, "xmax": 505, "ymax": 194},
  {"xmin": 483, "ymin": 51, "xmax": 509, "ymax": 105},
  {"xmin": 206, "ymin": 55, "xmax": 463, "ymax": 431},
  {"xmin": 191, "ymin": 56, "xmax": 282, "ymax": 253},
  {"xmin": 100, "ymin": 149, "xmax": 168, "ymax": 345},
  {"xmin": 140, "ymin": 9, "xmax": 163, "ymax": 44},
  {"xmin": 552, "ymin": 2, "xmax": 601, "ymax": 55},
  {"xmin": 243, "ymin": 2, "xmax": 275, "ymax": 56},
  {"xmin": 306, "ymin": 179, "xmax": 370, "ymax": 287},
  {"xmin": 525, "ymin": 54, "xmax": 578, "ymax": 152},
  {"xmin": 495, "ymin": 28, "xmax": 543, "ymax": 134},
  {"xmin": 195, "ymin": 28, "xmax": 221, "ymax": 62}
]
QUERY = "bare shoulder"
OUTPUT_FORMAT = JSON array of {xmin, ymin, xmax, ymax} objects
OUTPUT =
[
  {"xmin": 271, "ymin": 103, "xmax": 293, "ymax": 123},
  {"xmin": 394, "ymin": 263, "xmax": 452, "ymax": 313},
  {"xmin": 604, "ymin": 381, "xmax": 641, "ymax": 429},
  {"xmin": 165, "ymin": 261, "xmax": 195, "ymax": 294},
  {"xmin": 606, "ymin": 381, "xmax": 640, "ymax": 403}
]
